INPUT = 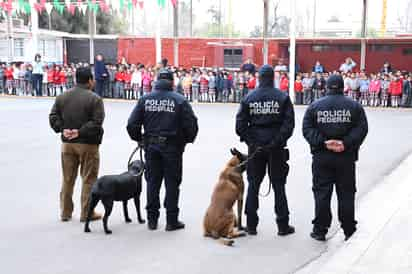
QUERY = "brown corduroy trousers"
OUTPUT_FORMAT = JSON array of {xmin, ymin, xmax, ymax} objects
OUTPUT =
[{"xmin": 60, "ymin": 143, "xmax": 100, "ymax": 220}]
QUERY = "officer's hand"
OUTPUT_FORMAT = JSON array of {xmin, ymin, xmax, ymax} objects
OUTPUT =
[{"xmin": 325, "ymin": 140, "xmax": 345, "ymax": 153}]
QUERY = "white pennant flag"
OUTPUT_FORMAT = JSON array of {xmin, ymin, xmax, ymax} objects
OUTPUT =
[
  {"xmin": 65, "ymin": 0, "xmax": 71, "ymax": 6},
  {"xmin": 80, "ymin": 3, "xmax": 88, "ymax": 15},
  {"xmin": 45, "ymin": 2, "xmax": 53, "ymax": 15}
]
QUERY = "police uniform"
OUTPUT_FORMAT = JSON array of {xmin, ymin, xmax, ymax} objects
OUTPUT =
[
  {"xmin": 127, "ymin": 69, "xmax": 198, "ymax": 231},
  {"xmin": 302, "ymin": 75, "xmax": 368, "ymax": 241},
  {"xmin": 236, "ymin": 65, "xmax": 295, "ymax": 236}
]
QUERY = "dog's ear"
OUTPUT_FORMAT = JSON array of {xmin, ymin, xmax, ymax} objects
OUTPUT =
[{"xmin": 230, "ymin": 148, "xmax": 242, "ymax": 158}]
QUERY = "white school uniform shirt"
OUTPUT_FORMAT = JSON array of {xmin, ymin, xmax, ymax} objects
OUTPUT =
[
  {"xmin": 131, "ymin": 71, "xmax": 142, "ymax": 85},
  {"xmin": 13, "ymin": 67, "xmax": 20, "ymax": 80}
]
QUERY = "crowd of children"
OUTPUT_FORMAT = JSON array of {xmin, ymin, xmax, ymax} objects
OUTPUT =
[{"xmin": 1, "ymin": 61, "xmax": 411, "ymax": 108}]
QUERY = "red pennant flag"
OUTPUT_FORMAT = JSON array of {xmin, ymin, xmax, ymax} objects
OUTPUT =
[
  {"xmin": 138, "ymin": 0, "xmax": 144, "ymax": 9},
  {"xmin": 132, "ymin": 0, "xmax": 138, "ymax": 6},
  {"xmin": 68, "ymin": 3, "xmax": 76, "ymax": 15},
  {"xmin": 171, "ymin": 0, "xmax": 177, "ymax": 7}
]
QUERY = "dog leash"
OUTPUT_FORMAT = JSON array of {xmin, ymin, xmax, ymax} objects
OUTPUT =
[
  {"xmin": 127, "ymin": 145, "xmax": 145, "ymax": 177},
  {"xmin": 237, "ymin": 145, "xmax": 273, "ymax": 198}
]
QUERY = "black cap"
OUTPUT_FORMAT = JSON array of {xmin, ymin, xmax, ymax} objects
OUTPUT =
[
  {"xmin": 158, "ymin": 69, "xmax": 173, "ymax": 81},
  {"xmin": 327, "ymin": 75, "xmax": 344, "ymax": 90},
  {"xmin": 259, "ymin": 65, "xmax": 274, "ymax": 79}
]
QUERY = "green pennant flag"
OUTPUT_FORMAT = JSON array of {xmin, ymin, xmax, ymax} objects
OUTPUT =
[
  {"xmin": 157, "ymin": 0, "xmax": 166, "ymax": 8},
  {"xmin": 127, "ymin": 0, "xmax": 133, "ymax": 11},
  {"xmin": 23, "ymin": 2, "xmax": 31, "ymax": 14},
  {"xmin": 53, "ymin": 0, "xmax": 65, "ymax": 14}
]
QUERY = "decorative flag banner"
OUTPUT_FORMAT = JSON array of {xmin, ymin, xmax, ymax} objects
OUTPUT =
[
  {"xmin": 0, "ymin": 0, "xmax": 177, "ymax": 15},
  {"xmin": 44, "ymin": 2, "xmax": 53, "ymax": 15},
  {"xmin": 137, "ymin": 0, "xmax": 144, "ymax": 9}
]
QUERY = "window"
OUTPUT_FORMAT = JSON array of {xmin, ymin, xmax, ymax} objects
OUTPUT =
[
  {"xmin": 39, "ymin": 39, "xmax": 57, "ymax": 59},
  {"xmin": 311, "ymin": 45, "xmax": 333, "ymax": 52},
  {"xmin": 403, "ymin": 48, "xmax": 412, "ymax": 55},
  {"xmin": 0, "ymin": 39, "xmax": 8, "ymax": 57},
  {"xmin": 369, "ymin": 44, "xmax": 393, "ymax": 52},
  {"xmin": 13, "ymin": 38, "xmax": 24, "ymax": 57},
  {"xmin": 337, "ymin": 45, "xmax": 361, "ymax": 51}
]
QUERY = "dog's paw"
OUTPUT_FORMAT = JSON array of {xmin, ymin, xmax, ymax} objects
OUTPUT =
[
  {"xmin": 105, "ymin": 230, "xmax": 113, "ymax": 234},
  {"xmin": 138, "ymin": 219, "xmax": 146, "ymax": 224},
  {"xmin": 125, "ymin": 218, "xmax": 132, "ymax": 223},
  {"xmin": 227, "ymin": 240, "xmax": 235, "ymax": 246}
]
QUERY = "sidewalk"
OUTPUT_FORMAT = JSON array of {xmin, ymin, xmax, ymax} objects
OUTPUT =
[{"xmin": 296, "ymin": 153, "xmax": 412, "ymax": 274}]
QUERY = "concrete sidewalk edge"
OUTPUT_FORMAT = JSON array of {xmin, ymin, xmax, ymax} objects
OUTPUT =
[{"xmin": 295, "ymin": 153, "xmax": 412, "ymax": 274}]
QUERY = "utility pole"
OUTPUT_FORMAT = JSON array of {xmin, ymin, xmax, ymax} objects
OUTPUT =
[
  {"xmin": 30, "ymin": 0, "xmax": 39, "ymax": 59},
  {"xmin": 6, "ymin": 11, "xmax": 13, "ymax": 63},
  {"xmin": 190, "ymin": 0, "xmax": 193, "ymax": 37},
  {"xmin": 173, "ymin": 1, "xmax": 179, "ymax": 67},
  {"xmin": 88, "ymin": 8, "xmax": 96, "ymax": 64},
  {"xmin": 313, "ymin": 0, "xmax": 317, "ymax": 37},
  {"xmin": 263, "ymin": 0, "xmax": 269, "ymax": 64},
  {"xmin": 360, "ymin": 0, "xmax": 367, "ymax": 71},
  {"xmin": 289, "ymin": 0, "xmax": 296, "ymax": 103},
  {"xmin": 219, "ymin": 0, "xmax": 222, "ymax": 38}
]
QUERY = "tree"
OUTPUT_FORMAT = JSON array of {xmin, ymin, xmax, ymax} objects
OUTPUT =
[
  {"xmin": 250, "ymin": 26, "xmax": 263, "ymax": 38},
  {"xmin": 268, "ymin": 0, "xmax": 290, "ymax": 37},
  {"xmin": 37, "ymin": 9, "xmax": 127, "ymax": 34}
]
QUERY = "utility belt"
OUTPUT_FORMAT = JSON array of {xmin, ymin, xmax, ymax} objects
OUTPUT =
[{"xmin": 144, "ymin": 135, "xmax": 178, "ymax": 146}]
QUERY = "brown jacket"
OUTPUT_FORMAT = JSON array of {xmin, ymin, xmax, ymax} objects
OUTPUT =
[{"xmin": 49, "ymin": 84, "xmax": 105, "ymax": 145}]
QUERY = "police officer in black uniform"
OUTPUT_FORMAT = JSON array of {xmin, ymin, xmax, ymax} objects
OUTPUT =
[
  {"xmin": 127, "ymin": 69, "xmax": 198, "ymax": 231},
  {"xmin": 303, "ymin": 75, "xmax": 368, "ymax": 241},
  {"xmin": 236, "ymin": 65, "xmax": 295, "ymax": 236}
]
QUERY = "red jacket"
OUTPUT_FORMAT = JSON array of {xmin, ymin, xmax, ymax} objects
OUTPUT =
[
  {"xmin": 389, "ymin": 80, "xmax": 402, "ymax": 96},
  {"xmin": 53, "ymin": 70, "xmax": 61, "ymax": 84},
  {"xmin": 4, "ymin": 68, "xmax": 13, "ymax": 80},
  {"xmin": 59, "ymin": 71, "xmax": 66, "ymax": 84},
  {"xmin": 47, "ymin": 69, "xmax": 55, "ymax": 83},
  {"xmin": 115, "ymin": 72, "xmax": 125, "ymax": 82},
  {"xmin": 280, "ymin": 77, "xmax": 289, "ymax": 91},
  {"xmin": 247, "ymin": 77, "xmax": 256, "ymax": 90},
  {"xmin": 294, "ymin": 81, "xmax": 303, "ymax": 93}
]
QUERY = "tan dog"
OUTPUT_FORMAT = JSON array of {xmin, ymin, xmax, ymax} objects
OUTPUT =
[{"xmin": 203, "ymin": 148, "xmax": 248, "ymax": 246}]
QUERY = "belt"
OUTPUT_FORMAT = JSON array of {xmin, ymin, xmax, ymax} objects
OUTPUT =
[{"xmin": 145, "ymin": 135, "xmax": 176, "ymax": 145}]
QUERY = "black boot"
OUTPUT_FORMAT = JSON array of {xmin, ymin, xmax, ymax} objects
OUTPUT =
[
  {"xmin": 245, "ymin": 227, "xmax": 257, "ymax": 236},
  {"xmin": 310, "ymin": 226, "xmax": 327, "ymax": 241},
  {"xmin": 165, "ymin": 221, "xmax": 185, "ymax": 231},
  {"xmin": 278, "ymin": 225, "xmax": 295, "ymax": 236},
  {"xmin": 148, "ymin": 220, "xmax": 158, "ymax": 231},
  {"xmin": 310, "ymin": 231, "xmax": 326, "ymax": 241},
  {"xmin": 344, "ymin": 228, "xmax": 357, "ymax": 241}
]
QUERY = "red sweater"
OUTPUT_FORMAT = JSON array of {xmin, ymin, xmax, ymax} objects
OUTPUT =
[
  {"xmin": 47, "ymin": 70, "xmax": 55, "ymax": 83},
  {"xmin": 294, "ymin": 81, "xmax": 303, "ymax": 93},
  {"xmin": 59, "ymin": 71, "xmax": 66, "ymax": 84},
  {"xmin": 4, "ymin": 68, "xmax": 13, "ymax": 80},
  {"xmin": 280, "ymin": 77, "xmax": 289, "ymax": 91},
  {"xmin": 247, "ymin": 77, "xmax": 256, "ymax": 90},
  {"xmin": 115, "ymin": 72, "xmax": 126, "ymax": 82},
  {"xmin": 389, "ymin": 80, "xmax": 402, "ymax": 96}
]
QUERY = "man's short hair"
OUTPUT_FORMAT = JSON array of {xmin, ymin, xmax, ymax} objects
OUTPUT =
[{"xmin": 76, "ymin": 67, "xmax": 93, "ymax": 84}]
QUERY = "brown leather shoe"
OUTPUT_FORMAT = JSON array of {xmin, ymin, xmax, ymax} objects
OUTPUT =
[{"xmin": 80, "ymin": 212, "xmax": 102, "ymax": 222}]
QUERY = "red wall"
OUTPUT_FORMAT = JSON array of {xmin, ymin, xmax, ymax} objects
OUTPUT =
[
  {"xmin": 118, "ymin": 37, "xmax": 412, "ymax": 72},
  {"xmin": 118, "ymin": 38, "xmax": 280, "ymax": 68}
]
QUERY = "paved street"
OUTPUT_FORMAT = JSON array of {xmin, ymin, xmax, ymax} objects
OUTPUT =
[{"xmin": 1, "ymin": 97, "xmax": 412, "ymax": 274}]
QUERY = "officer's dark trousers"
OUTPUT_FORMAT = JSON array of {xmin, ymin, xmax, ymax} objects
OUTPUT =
[
  {"xmin": 246, "ymin": 147, "xmax": 290, "ymax": 229},
  {"xmin": 312, "ymin": 153, "xmax": 357, "ymax": 235},
  {"xmin": 144, "ymin": 144, "xmax": 183, "ymax": 224},
  {"xmin": 95, "ymin": 80, "xmax": 104, "ymax": 97}
]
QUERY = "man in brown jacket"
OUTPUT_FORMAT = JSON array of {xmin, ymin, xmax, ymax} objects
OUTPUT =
[{"xmin": 49, "ymin": 67, "xmax": 105, "ymax": 222}]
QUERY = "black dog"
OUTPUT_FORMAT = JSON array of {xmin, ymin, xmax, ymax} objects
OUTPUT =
[{"xmin": 84, "ymin": 160, "xmax": 146, "ymax": 234}]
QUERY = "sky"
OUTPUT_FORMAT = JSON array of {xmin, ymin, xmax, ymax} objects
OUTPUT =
[{"xmin": 141, "ymin": 0, "xmax": 412, "ymax": 35}]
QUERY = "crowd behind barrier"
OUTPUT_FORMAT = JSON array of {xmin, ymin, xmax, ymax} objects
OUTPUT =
[{"xmin": 1, "ymin": 59, "xmax": 411, "ymax": 108}]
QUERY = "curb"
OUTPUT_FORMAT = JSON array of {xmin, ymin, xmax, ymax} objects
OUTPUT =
[{"xmin": 295, "ymin": 153, "xmax": 412, "ymax": 274}]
